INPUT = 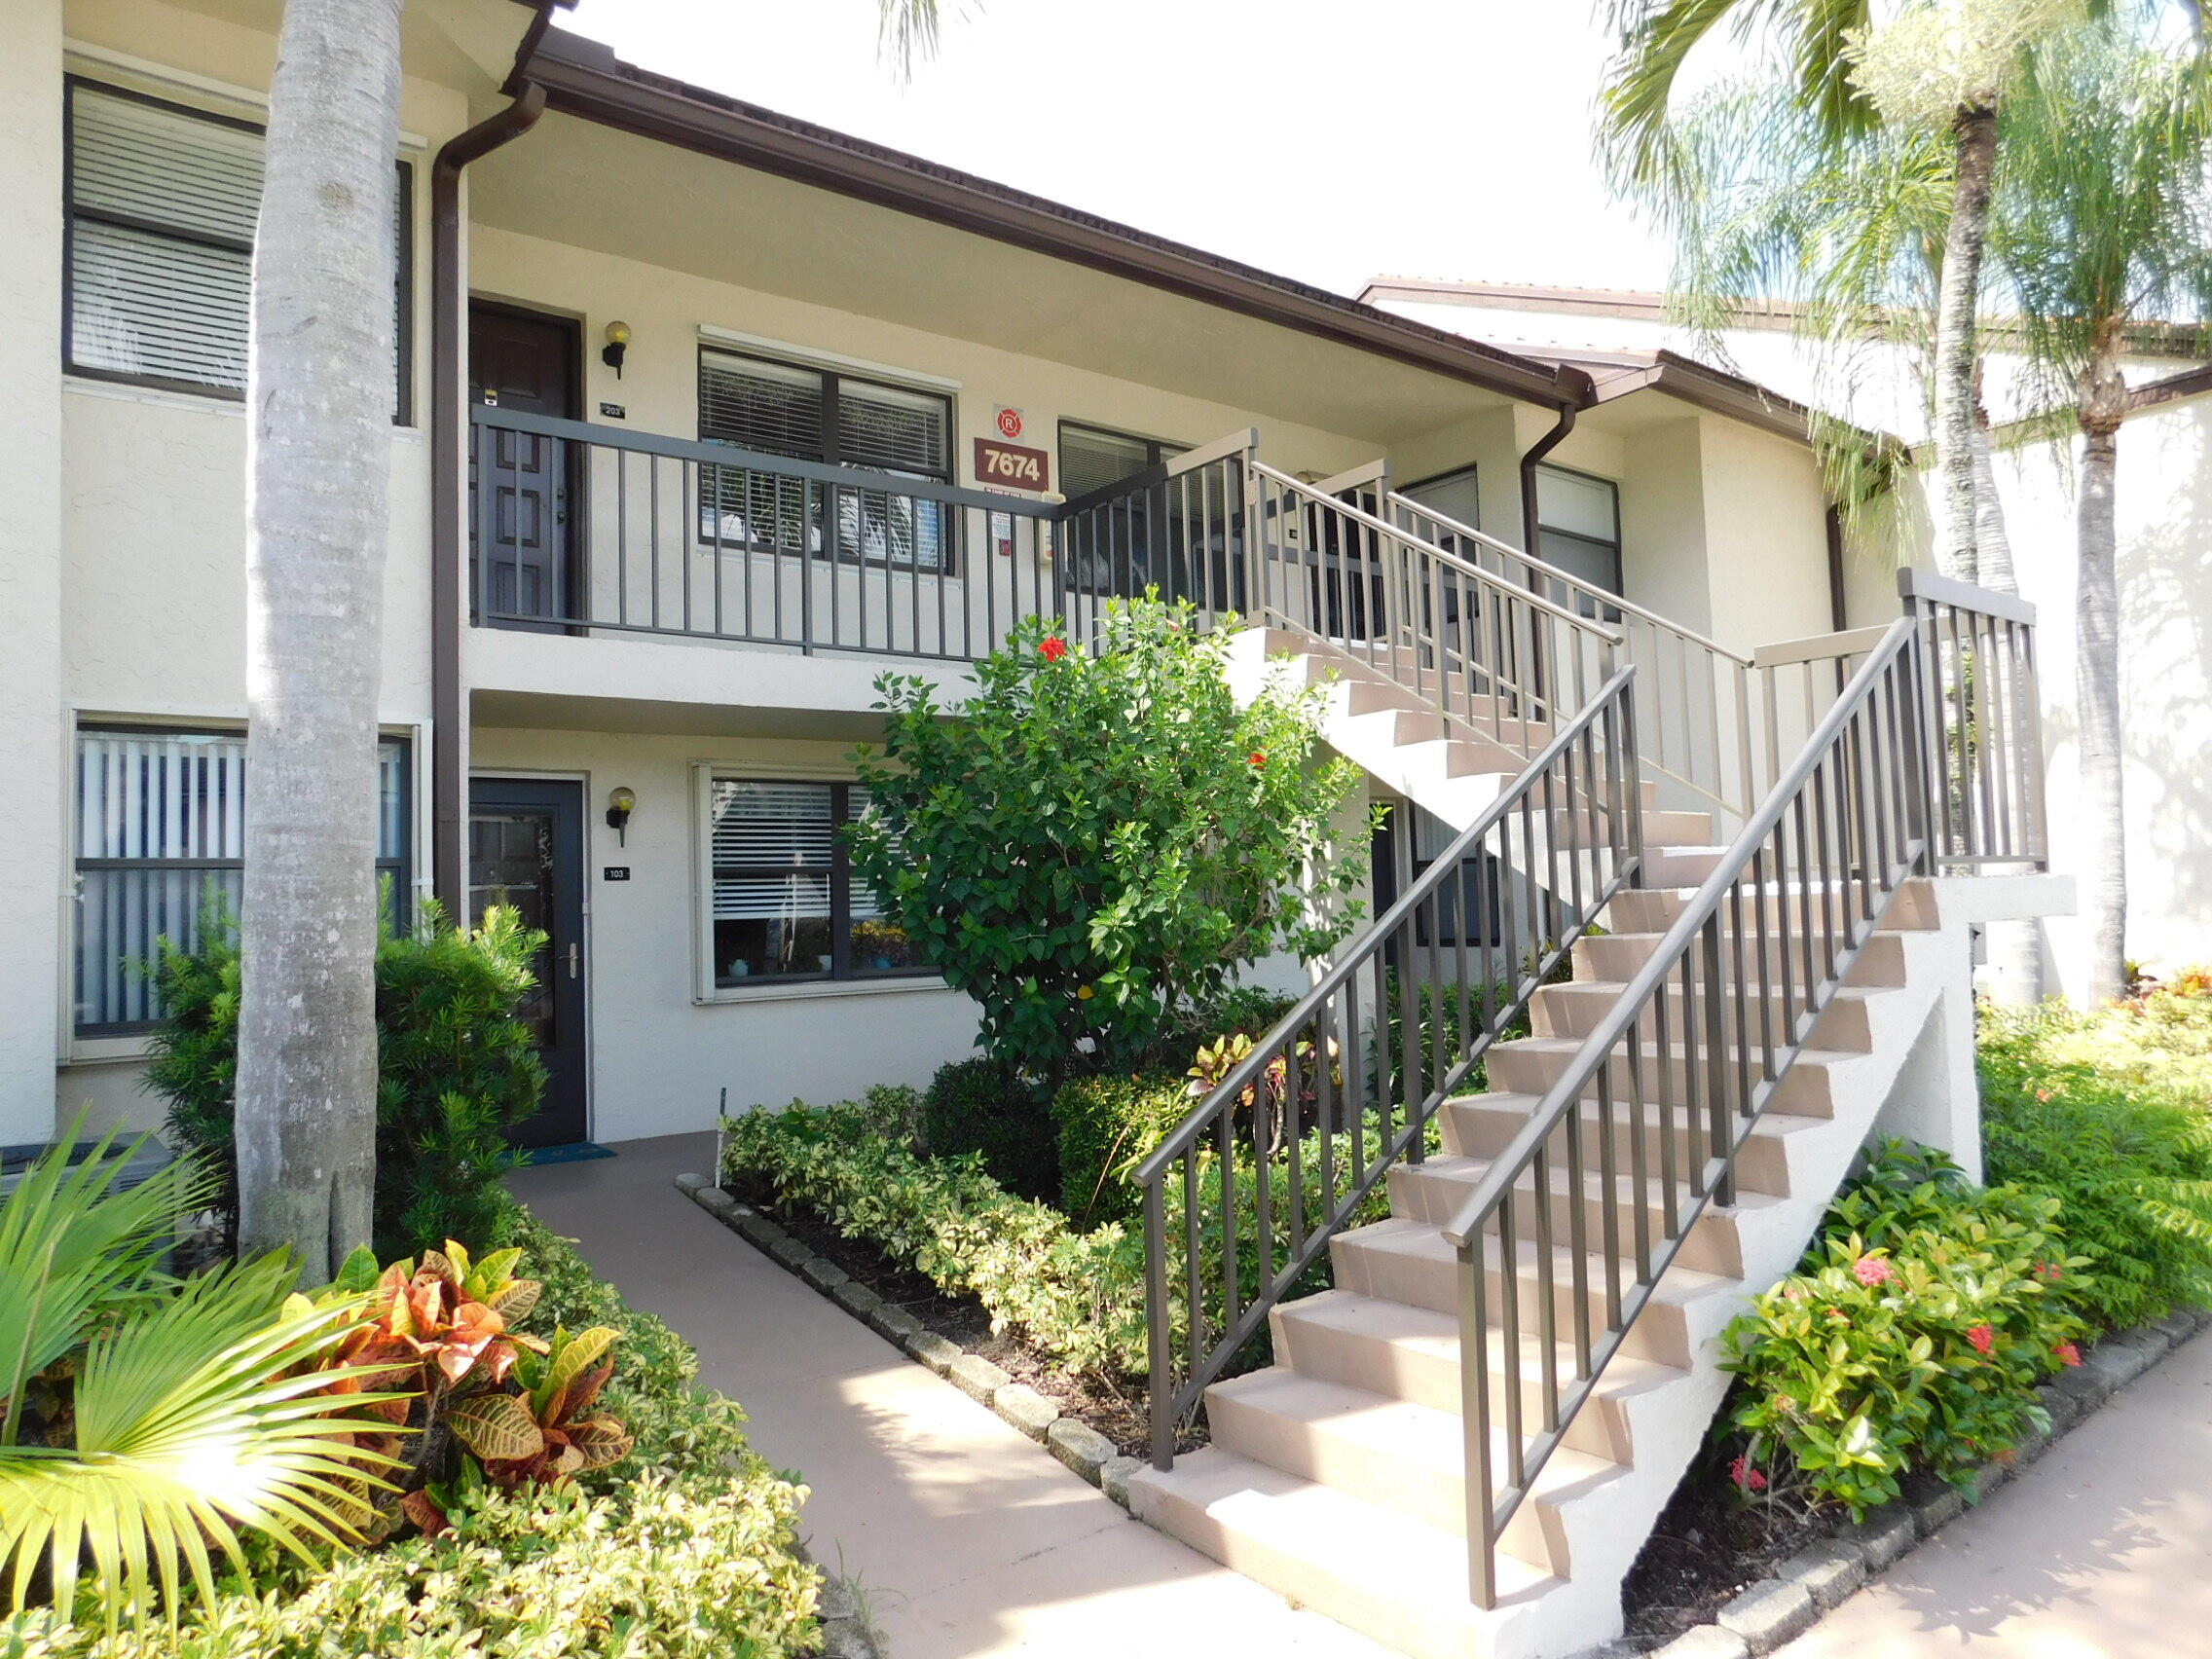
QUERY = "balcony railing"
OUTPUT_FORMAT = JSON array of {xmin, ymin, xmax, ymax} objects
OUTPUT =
[{"xmin": 468, "ymin": 406, "xmax": 1254, "ymax": 660}]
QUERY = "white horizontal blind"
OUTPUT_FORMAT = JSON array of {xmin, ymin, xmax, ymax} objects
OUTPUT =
[
  {"xmin": 74, "ymin": 729, "xmax": 408, "ymax": 1029},
  {"xmin": 1061, "ymin": 424, "xmax": 1152, "ymax": 500},
  {"xmin": 710, "ymin": 780, "xmax": 834, "ymax": 922},
  {"xmin": 838, "ymin": 380, "xmax": 949, "ymax": 479},
  {"xmin": 700, "ymin": 350, "xmax": 827, "ymax": 462},
  {"xmin": 67, "ymin": 83, "xmax": 408, "ymax": 399}
]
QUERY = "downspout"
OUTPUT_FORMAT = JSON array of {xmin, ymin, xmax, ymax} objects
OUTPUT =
[
  {"xmin": 428, "ymin": 52, "xmax": 550, "ymax": 916},
  {"xmin": 1517, "ymin": 400, "xmax": 1578, "ymax": 557},
  {"xmin": 1823, "ymin": 502, "xmax": 1849, "ymax": 632}
]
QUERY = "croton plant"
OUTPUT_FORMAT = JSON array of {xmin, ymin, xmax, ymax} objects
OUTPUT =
[{"xmin": 291, "ymin": 1238, "xmax": 634, "ymax": 1535}]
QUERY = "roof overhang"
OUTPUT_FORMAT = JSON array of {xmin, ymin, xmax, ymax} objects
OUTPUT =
[{"xmin": 513, "ymin": 28, "xmax": 1592, "ymax": 413}]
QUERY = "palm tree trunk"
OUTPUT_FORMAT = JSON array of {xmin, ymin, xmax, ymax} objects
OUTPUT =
[
  {"xmin": 2075, "ymin": 345, "xmax": 2128, "ymax": 1005},
  {"xmin": 237, "ymin": 0, "xmax": 406, "ymax": 1278},
  {"xmin": 1933, "ymin": 105, "xmax": 1998, "ymax": 581},
  {"xmin": 1971, "ymin": 403, "xmax": 2016, "ymax": 594}
]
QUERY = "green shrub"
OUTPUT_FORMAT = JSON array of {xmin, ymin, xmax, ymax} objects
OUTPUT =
[
  {"xmin": 1050, "ymin": 1071, "xmax": 1190, "ymax": 1224},
  {"xmin": 1979, "ymin": 1003, "xmax": 2212, "ymax": 1331},
  {"xmin": 1718, "ymin": 1141, "xmax": 2089, "ymax": 1517},
  {"xmin": 722, "ymin": 1094, "xmax": 1406, "ymax": 1380},
  {"xmin": 922, "ymin": 1055, "xmax": 1057, "ymax": 1198},
  {"xmin": 1155, "ymin": 984, "xmax": 1300, "ymax": 1063},
  {"xmin": 4, "ymin": 1199, "xmax": 821, "ymax": 1658},
  {"xmin": 145, "ymin": 901, "xmax": 547, "ymax": 1259},
  {"xmin": 849, "ymin": 596, "xmax": 1370, "ymax": 1081}
]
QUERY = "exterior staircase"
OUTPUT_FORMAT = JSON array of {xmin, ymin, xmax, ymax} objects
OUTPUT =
[
  {"xmin": 1079, "ymin": 442, "xmax": 2048, "ymax": 1659},
  {"xmin": 1129, "ymin": 822, "xmax": 1953, "ymax": 1658}
]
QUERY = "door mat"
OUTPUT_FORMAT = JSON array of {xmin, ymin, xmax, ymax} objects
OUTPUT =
[{"xmin": 520, "ymin": 1142, "xmax": 616, "ymax": 1166}]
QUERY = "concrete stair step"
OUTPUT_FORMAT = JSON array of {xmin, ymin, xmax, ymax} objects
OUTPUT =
[
  {"xmin": 1327, "ymin": 1217, "xmax": 1732, "ymax": 1368},
  {"xmin": 1531, "ymin": 979, "xmax": 1878, "ymax": 1053},
  {"xmin": 1485, "ymin": 1034, "xmax": 1849, "ymax": 1121},
  {"xmin": 1386, "ymin": 1152, "xmax": 1782, "ymax": 1280},
  {"xmin": 1268, "ymin": 1288, "xmax": 1682, "ymax": 1462},
  {"xmin": 1128, "ymin": 1448, "xmax": 1562, "ymax": 1659},
  {"xmin": 1441, "ymin": 1090, "xmax": 1819, "ymax": 1199},
  {"xmin": 1205, "ymin": 1370, "xmax": 1618, "ymax": 1566},
  {"xmin": 1611, "ymin": 875, "xmax": 1940, "ymax": 935},
  {"xmin": 1574, "ymin": 928, "xmax": 1908, "ymax": 989}
]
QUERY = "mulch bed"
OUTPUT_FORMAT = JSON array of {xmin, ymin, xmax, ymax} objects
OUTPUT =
[
  {"xmin": 720, "ymin": 1173, "xmax": 1191, "ymax": 1458},
  {"xmin": 1620, "ymin": 1453, "xmax": 1836, "ymax": 1646}
]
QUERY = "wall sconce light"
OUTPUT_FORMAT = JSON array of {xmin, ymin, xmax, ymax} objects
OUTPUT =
[
  {"xmin": 606, "ymin": 785, "xmax": 637, "ymax": 844},
  {"xmin": 601, "ymin": 320, "xmax": 631, "ymax": 378}
]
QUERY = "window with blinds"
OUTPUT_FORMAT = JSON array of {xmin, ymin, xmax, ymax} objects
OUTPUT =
[
  {"xmin": 1059, "ymin": 421, "xmax": 1186, "ymax": 502},
  {"xmin": 73, "ymin": 727, "xmax": 409, "ymax": 1033},
  {"xmin": 697, "ymin": 348, "xmax": 953, "ymax": 571},
  {"xmin": 64, "ymin": 80, "xmax": 411, "ymax": 411},
  {"xmin": 706, "ymin": 778, "xmax": 924, "ymax": 987}
]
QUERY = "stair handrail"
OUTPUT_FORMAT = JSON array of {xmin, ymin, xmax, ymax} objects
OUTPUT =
[
  {"xmin": 1245, "ymin": 462, "xmax": 1627, "ymax": 764},
  {"xmin": 1386, "ymin": 490, "xmax": 1765, "ymax": 824},
  {"xmin": 1439, "ymin": 608, "xmax": 1952, "ymax": 1609},
  {"xmin": 1135, "ymin": 665, "xmax": 1645, "ymax": 1466}
]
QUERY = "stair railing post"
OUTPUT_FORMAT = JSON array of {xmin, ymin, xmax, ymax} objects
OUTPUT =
[{"xmin": 1144, "ymin": 1174, "xmax": 1173, "ymax": 1468}]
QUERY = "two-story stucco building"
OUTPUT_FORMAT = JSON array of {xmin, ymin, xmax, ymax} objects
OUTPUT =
[{"xmin": 2, "ymin": 0, "xmax": 1885, "ymax": 1157}]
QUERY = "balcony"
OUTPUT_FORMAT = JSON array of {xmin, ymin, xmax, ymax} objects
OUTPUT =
[{"xmin": 467, "ymin": 406, "xmax": 1252, "ymax": 664}]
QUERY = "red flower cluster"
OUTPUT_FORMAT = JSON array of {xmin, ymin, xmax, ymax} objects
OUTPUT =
[
  {"xmin": 1852, "ymin": 1254, "xmax": 1896, "ymax": 1288},
  {"xmin": 1728, "ymin": 1456, "xmax": 1768, "ymax": 1493},
  {"xmin": 1966, "ymin": 1324, "xmax": 1996, "ymax": 1354},
  {"xmin": 2053, "ymin": 1341, "xmax": 2083, "ymax": 1368},
  {"xmin": 1248, "ymin": 752, "xmax": 1267, "ymax": 767},
  {"xmin": 1038, "ymin": 636, "xmax": 1068, "ymax": 662},
  {"xmin": 2033, "ymin": 1261, "xmax": 2063, "ymax": 1282}
]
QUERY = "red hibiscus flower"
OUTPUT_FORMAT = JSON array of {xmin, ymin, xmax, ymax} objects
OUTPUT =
[
  {"xmin": 1248, "ymin": 752, "xmax": 1266, "ymax": 767},
  {"xmin": 1038, "ymin": 636, "xmax": 1068, "ymax": 662}
]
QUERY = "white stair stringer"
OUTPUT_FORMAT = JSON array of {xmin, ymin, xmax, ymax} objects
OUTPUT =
[
  {"xmin": 1223, "ymin": 628, "xmax": 1648, "ymax": 902},
  {"xmin": 1128, "ymin": 882, "xmax": 1957, "ymax": 1659}
]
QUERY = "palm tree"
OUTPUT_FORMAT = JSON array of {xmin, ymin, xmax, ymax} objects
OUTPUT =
[
  {"xmin": 1990, "ymin": 27, "xmax": 2212, "ymax": 1002},
  {"xmin": 1601, "ymin": 0, "xmax": 2068, "ymax": 581},
  {"xmin": 237, "ymin": 0, "xmax": 406, "ymax": 1277}
]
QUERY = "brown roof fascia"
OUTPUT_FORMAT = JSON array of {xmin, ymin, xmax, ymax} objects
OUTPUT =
[{"xmin": 516, "ymin": 29, "xmax": 1591, "ymax": 412}]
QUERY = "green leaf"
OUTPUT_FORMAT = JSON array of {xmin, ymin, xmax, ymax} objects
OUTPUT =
[{"xmin": 446, "ymin": 1392, "xmax": 546, "ymax": 1463}]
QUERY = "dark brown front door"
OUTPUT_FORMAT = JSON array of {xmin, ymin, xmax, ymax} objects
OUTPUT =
[
  {"xmin": 468, "ymin": 777, "xmax": 589, "ymax": 1148},
  {"xmin": 468, "ymin": 302, "xmax": 580, "ymax": 629}
]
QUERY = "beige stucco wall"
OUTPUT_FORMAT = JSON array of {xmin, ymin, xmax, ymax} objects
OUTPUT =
[
  {"xmin": 1698, "ymin": 418, "xmax": 1835, "ymax": 651},
  {"xmin": 2, "ymin": 0, "xmax": 69, "ymax": 1146},
  {"xmin": 1988, "ymin": 399, "xmax": 2212, "ymax": 996}
]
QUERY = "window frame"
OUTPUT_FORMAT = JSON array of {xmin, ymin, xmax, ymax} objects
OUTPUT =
[
  {"xmin": 60, "ymin": 75, "xmax": 415, "ymax": 419},
  {"xmin": 695, "ymin": 345, "xmax": 959, "ymax": 574},
  {"xmin": 1531, "ymin": 461, "xmax": 1625, "ymax": 597},
  {"xmin": 1399, "ymin": 462, "xmax": 1481, "ymax": 532},
  {"xmin": 699, "ymin": 774, "xmax": 934, "ymax": 996},
  {"xmin": 69, "ymin": 722, "xmax": 413, "ymax": 1037}
]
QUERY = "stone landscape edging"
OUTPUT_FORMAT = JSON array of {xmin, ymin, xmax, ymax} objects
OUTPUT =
[
  {"xmin": 677, "ymin": 1174, "xmax": 2207, "ymax": 1659},
  {"xmin": 676, "ymin": 1174, "xmax": 1150, "ymax": 1511}
]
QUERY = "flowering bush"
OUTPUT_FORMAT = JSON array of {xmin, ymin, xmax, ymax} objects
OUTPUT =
[
  {"xmin": 1717, "ymin": 1140, "xmax": 2090, "ymax": 1516},
  {"xmin": 848, "ymin": 595, "xmax": 1370, "ymax": 1081}
]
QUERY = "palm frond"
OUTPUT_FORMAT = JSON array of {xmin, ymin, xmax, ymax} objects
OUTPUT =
[
  {"xmin": 0, "ymin": 1262, "xmax": 411, "ymax": 1631},
  {"xmin": 0, "ymin": 1114, "xmax": 215, "ymax": 1434}
]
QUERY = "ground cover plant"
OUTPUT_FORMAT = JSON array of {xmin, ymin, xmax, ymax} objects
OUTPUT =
[
  {"xmin": 146, "ymin": 900, "xmax": 547, "ymax": 1260},
  {"xmin": 849, "ymin": 594, "xmax": 1370, "ymax": 1084}
]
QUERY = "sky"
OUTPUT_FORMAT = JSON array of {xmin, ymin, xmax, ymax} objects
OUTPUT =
[{"xmin": 562, "ymin": 0, "xmax": 1677, "ymax": 302}]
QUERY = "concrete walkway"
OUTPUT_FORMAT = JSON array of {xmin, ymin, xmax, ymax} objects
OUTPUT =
[
  {"xmin": 1775, "ymin": 1325, "xmax": 2212, "ymax": 1659},
  {"xmin": 512, "ymin": 1132, "xmax": 1392, "ymax": 1659}
]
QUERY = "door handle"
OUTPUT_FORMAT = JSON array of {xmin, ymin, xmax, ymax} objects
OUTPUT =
[{"xmin": 568, "ymin": 942, "xmax": 579, "ymax": 979}]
